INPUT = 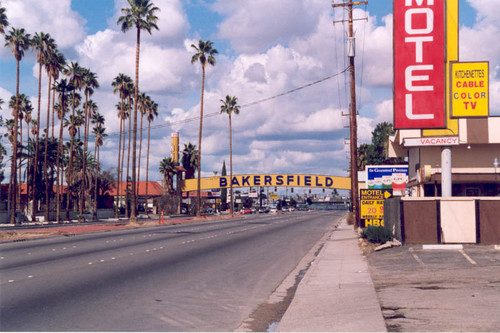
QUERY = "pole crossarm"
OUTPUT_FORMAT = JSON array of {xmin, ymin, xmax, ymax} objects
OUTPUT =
[{"xmin": 183, "ymin": 174, "xmax": 351, "ymax": 192}]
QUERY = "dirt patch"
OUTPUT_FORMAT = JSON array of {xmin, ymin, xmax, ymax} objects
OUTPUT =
[{"xmin": 359, "ymin": 238, "xmax": 381, "ymax": 256}]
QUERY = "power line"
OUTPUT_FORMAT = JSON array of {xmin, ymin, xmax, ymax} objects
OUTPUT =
[{"xmin": 106, "ymin": 68, "xmax": 349, "ymax": 137}]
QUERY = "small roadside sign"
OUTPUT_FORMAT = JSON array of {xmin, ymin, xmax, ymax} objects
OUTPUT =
[{"xmin": 360, "ymin": 189, "xmax": 392, "ymax": 228}]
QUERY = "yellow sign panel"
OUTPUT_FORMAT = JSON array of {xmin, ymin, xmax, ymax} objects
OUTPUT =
[
  {"xmin": 360, "ymin": 189, "xmax": 392, "ymax": 228},
  {"xmin": 423, "ymin": 0, "xmax": 458, "ymax": 137},
  {"xmin": 451, "ymin": 62, "xmax": 489, "ymax": 117},
  {"xmin": 183, "ymin": 174, "xmax": 351, "ymax": 192},
  {"xmin": 269, "ymin": 193, "xmax": 279, "ymax": 200}
]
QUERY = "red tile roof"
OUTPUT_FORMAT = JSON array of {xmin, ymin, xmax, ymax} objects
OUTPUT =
[{"xmin": 107, "ymin": 181, "xmax": 165, "ymax": 197}]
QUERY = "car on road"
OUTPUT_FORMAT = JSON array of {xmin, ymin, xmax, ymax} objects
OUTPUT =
[{"xmin": 270, "ymin": 207, "xmax": 278, "ymax": 213}]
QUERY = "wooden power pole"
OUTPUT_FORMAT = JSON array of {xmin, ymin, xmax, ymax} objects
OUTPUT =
[{"xmin": 332, "ymin": 0, "xmax": 367, "ymax": 228}]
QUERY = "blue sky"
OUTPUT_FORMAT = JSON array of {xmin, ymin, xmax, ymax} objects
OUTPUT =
[{"xmin": 1, "ymin": 0, "xmax": 499, "ymax": 185}]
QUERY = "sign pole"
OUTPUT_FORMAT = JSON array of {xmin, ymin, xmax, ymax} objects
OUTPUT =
[{"xmin": 441, "ymin": 146, "xmax": 452, "ymax": 197}]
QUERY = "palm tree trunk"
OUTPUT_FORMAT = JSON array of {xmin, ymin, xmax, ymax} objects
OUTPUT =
[
  {"xmin": 229, "ymin": 113, "xmax": 233, "ymax": 217},
  {"xmin": 32, "ymin": 62, "xmax": 43, "ymax": 222},
  {"xmin": 18, "ymin": 119, "xmax": 22, "ymax": 211},
  {"xmin": 80, "ymin": 92, "xmax": 89, "ymax": 217},
  {"xmin": 137, "ymin": 112, "xmax": 144, "ymax": 204},
  {"xmin": 44, "ymin": 75, "xmax": 52, "ymax": 222},
  {"xmin": 10, "ymin": 59, "xmax": 20, "ymax": 224},
  {"xmin": 94, "ymin": 145, "xmax": 100, "ymax": 220},
  {"xmin": 66, "ymin": 91, "xmax": 75, "ymax": 221},
  {"xmin": 145, "ymin": 120, "xmax": 151, "ymax": 205},
  {"xmin": 196, "ymin": 66, "xmax": 206, "ymax": 218},
  {"xmin": 126, "ymin": 108, "xmax": 131, "ymax": 217},
  {"xmin": 121, "ymin": 116, "xmax": 126, "ymax": 216},
  {"xmin": 130, "ymin": 26, "xmax": 141, "ymax": 222},
  {"xmin": 56, "ymin": 114, "xmax": 64, "ymax": 223},
  {"xmin": 115, "ymin": 107, "xmax": 123, "ymax": 218}
]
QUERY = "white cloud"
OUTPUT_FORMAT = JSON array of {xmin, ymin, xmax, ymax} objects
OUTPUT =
[{"xmin": 1, "ymin": 0, "xmax": 86, "ymax": 49}]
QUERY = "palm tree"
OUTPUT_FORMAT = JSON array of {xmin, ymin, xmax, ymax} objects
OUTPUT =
[
  {"xmin": 145, "ymin": 98, "xmax": 158, "ymax": 200},
  {"xmin": 118, "ymin": 0, "xmax": 160, "ymax": 223},
  {"xmin": 181, "ymin": 143, "xmax": 198, "ymax": 180},
  {"xmin": 181, "ymin": 143, "xmax": 198, "ymax": 215},
  {"xmin": 190, "ymin": 40, "xmax": 218, "ymax": 217},
  {"xmin": 220, "ymin": 95, "xmax": 240, "ymax": 217},
  {"xmin": 63, "ymin": 62, "xmax": 84, "ymax": 219},
  {"xmin": 0, "ymin": 1, "xmax": 8, "ymax": 34},
  {"xmin": 159, "ymin": 157, "xmax": 177, "ymax": 195},
  {"xmin": 53, "ymin": 79, "xmax": 73, "ymax": 223},
  {"xmin": 92, "ymin": 124, "xmax": 107, "ymax": 219},
  {"xmin": 43, "ymin": 49, "xmax": 65, "ymax": 222},
  {"xmin": 136, "ymin": 91, "xmax": 151, "ymax": 198},
  {"xmin": 31, "ymin": 31, "xmax": 55, "ymax": 221},
  {"xmin": 5, "ymin": 27, "xmax": 31, "ymax": 224},
  {"xmin": 112, "ymin": 73, "xmax": 133, "ymax": 217},
  {"xmin": 79, "ymin": 69, "xmax": 99, "ymax": 216}
]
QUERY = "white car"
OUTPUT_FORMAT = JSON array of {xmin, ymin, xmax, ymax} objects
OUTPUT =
[{"xmin": 270, "ymin": 207, "xmax": 278, "ymax": 213}]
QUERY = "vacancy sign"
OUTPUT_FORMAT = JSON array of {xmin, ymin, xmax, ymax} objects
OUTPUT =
[
  {"xmin": 451, "ymin": 62, "xmax": 489, "ymax": 118},
  {"xmin": 404, "ymin": 136, "xmax": 459, "ymax": 147},
  {"xmin": 394, "ymin": 0, "xmax": 446, "ymax": 129}
]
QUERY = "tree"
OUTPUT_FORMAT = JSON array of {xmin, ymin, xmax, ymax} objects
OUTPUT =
[
  {"xmin": 53, "ymin": 79, "xmax": 73, "ymax": 223},
  {"xmin": 190, "ymin": 39, "xmax": 218, "ymax": 217},
  {"xmin": 357, "ymin": 122, "xmax": 405, "ymax": 170},
  {"xmin": 159, "ymin": 157, "xmax": 177, "ymax": 195},
  {"xmin": 0, "ymin": 1, "xmax": 8, "ymax": 34},
  {"xmin": 79, "ymin": 69, "xmax": 99, "ymax": 216},
  {"xmin": 92, "ymin": 124, "xmax": 107, "ymax": 219},
  {"xmin": 112, "ymin": 73, "xmax": 133, "ymax": 217},
  {"xmin": 220, "ymin": 95, "xmax": 240, "ymax": 217},
  {"xmin": 136, "ymin": 92, "xmax": 149, "ymax": 199},
  {"xmin": 118, "ymin": 0, "xmax": 160, "ymax": 223},
  {"xmin": 144, "ymin": 97, "xmax": 158, "ymax": 200},
  {"xmin": 220, "ymin": 160, "xmax": 227, "ymax": 211},
  {"xmin": 43, "ymin": 49, "xmax": 65, "ymax": 222},
  {"xmin": 181, "ymin": 143, "xmax": 198, "ymax": 180},
  {"xmin": 31, "ymin": 32, "xmax": 55, "ymax": 221},
  {"xmin": 5, "ymin": 27, "xmax": 31, "ymax": 224}
]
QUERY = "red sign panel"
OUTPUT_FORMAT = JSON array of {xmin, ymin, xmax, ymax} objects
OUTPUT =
[{"xmin": 394, "ymin": 0, "xmax": 446, "ymax": 129}]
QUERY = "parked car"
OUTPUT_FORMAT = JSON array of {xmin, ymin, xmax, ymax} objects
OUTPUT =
[
  {"xmin": 241, "ymin": 208, "xmax": 252, "ymax": 214},
  {"xmin": 270, "ymin": 207, "xmax": 278, "ymax": 213}
]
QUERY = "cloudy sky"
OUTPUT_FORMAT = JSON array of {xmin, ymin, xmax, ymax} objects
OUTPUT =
[{"xmin": 1, "ymin": 0, "xmax": 499, "ymax": 184}]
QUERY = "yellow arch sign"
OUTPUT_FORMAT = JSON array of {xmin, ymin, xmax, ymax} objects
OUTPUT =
[{"xmin": 183, "ymin": 174, "xmax": 351, "ymax": 192}]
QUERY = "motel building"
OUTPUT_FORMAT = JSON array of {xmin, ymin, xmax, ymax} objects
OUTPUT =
[{"xmin": 389, "ymin": 117, "xmax": 500, "ymax": 197}]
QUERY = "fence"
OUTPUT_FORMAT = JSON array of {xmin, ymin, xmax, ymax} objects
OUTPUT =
[{"xmin": 384, "ymin": 197, "xmax": 500, "ymax": 244}]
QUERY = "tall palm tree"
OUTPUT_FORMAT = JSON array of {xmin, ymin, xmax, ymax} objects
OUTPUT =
[
  {"xmin": 145, "ymin": 98, "xmax": 158, "ymax": 200},
  {"xmin": 190, "ymin": 40, "xmax": 218, "ymax": 217},
  {"xmin": 159, "ymin": 157, "xmax": 177, "ymax": 195},
  {"xmin": 0, "ymin": 1, "xmax": 8, "ymax": 34},
  {"xmin": 79, "ymin": 69, "xmax": 99, "ymax": 216},
  {"xmin": 5, "ymin": 27, "xmax": 31, "ymax": 224},
  {"xmin": 53, "ymin": 79, "xmax": 73, "ymax": 223},
  {"xmin": 118, "ymin": 0, "xmax": 159, "ymax": 223},
  {"xmin": 63, "ymin": 62, "xmax": 84, "ymax": 219},
  {"xmin": 31, "ymin": 31, "xmax": 55, "ymax": 221},
  {"xmin": 43, "ymin": 49, "xmax": 65, "ymax": 222},
  {"xmin": 136, "ymin": 91, "xmax": 150, "ymax": 198},
  {"xmin": 112, "ymin": 73, "xmax": 133, "ymax": 217},
  {"xmin": 92, "ymin": 124, "xmax": 107, "ymax": 219},
  {"xmin": 220, "ymin": 95, "xmax": 240, "ymax": 217}
]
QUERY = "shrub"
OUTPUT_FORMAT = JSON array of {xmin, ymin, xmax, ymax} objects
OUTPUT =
[{"xmin": 360, "ymin": 226, "xmax": 392, "ymax": 244}]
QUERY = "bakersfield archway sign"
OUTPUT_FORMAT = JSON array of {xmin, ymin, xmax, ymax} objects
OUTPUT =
[{"xmin": 183, "ymin": 174, "xmax": 351, "ymax": 191}]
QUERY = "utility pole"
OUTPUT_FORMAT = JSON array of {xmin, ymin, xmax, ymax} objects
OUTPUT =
[{"xmin": 332, "ymin": 0, "xmax": 367, "ymax": 228}]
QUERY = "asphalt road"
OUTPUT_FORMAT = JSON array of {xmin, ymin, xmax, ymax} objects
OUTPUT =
[{"xmin": 0, "ymin": 211, "xmax": 343, "ymax": 331}]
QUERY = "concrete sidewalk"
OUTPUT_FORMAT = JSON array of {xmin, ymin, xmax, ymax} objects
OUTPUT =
[{"xmin": 277, "ymin": 222, "xmax": 387, "ymax": 332}]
